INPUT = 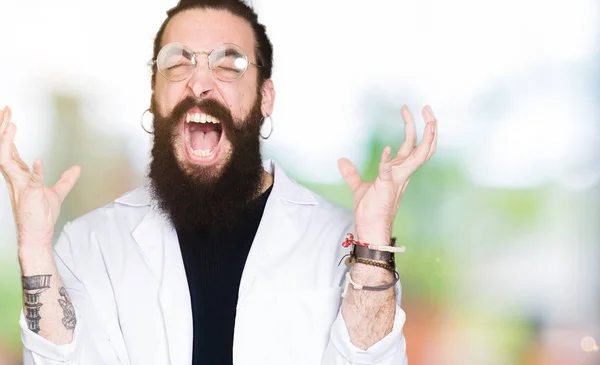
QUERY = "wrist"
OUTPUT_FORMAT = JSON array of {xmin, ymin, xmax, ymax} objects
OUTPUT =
[
  {"xmin": 18, "ymin": 229, "xmax": 54, "ymax": 243},
  {"xmin": 18, "ymin": 243, "xmax": 54, "ymax": 266},
  {"xmin": 351, "ymin": 263, "xmax": 395, "ymax": 285},
  {"xmin": 356, "ymin": 231, "xmax": 392, "ymax": 247}
]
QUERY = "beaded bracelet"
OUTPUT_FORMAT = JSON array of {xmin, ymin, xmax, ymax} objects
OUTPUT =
[{"xmin": 355, "ymin": 257, "xmax": 395, "ymax": 272}]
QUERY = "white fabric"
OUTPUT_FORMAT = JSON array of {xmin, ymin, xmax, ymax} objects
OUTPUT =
[{"xmin": 20, "ymin": 160, "xmax": 408, "ymax": 365}]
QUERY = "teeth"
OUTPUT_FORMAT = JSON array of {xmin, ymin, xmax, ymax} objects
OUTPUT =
[
  {"xmin": 185, "ymin": 112, "xmax": 221, "ymax": 124},
  {"xmin": 191, "ymin": 149, "xmax": 213, "ymax": 157}
]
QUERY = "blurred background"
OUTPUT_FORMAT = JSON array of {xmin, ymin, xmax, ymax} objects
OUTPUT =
[{"xmin": 0, "ymin": 0, "xmax": 598, "ymax": 364}]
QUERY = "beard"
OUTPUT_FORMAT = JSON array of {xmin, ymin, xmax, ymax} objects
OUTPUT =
[{"xmin": 148, "ymin": 95, "xmax": 265, "ymax": 232}]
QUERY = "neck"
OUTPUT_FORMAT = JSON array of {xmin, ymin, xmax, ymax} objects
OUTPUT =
[{"xmin": 259, "ymin": 170, "xmax": 274, "ymax": 195}]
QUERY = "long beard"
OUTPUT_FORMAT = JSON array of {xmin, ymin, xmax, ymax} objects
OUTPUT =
[{"xmin": 148, "ymin": 96, "xmax": 265, "ymax": 231}]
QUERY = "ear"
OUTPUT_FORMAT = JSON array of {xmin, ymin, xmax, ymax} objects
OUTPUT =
[{"xmin": 260, "ymin": 79, "xmax": 275, "ymax": 117}]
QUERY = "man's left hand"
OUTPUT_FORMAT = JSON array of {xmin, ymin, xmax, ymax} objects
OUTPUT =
[{"xmin": 338, "ymin": 105, "xmax": 438, "ymax": 246}]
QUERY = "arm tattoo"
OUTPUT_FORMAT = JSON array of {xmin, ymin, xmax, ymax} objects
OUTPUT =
[
  {"xmin": 58, "ymin": 286, "xmax": 77, "ymax": 330},
  {"xmin": 22, "ymin": 275, "xmax": 52, "ymax": 334}
]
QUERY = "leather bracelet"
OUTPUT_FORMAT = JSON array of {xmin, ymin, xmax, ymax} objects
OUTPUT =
[
  {"xmin": 342, "ymin": 271, "xmax": 399, "ymax": 297},
  {"xmin": 355, "ymin": 257, "xmax": 395, "ymax": 272},
  {"xmin": 353, "ymin": 244, "xmax": 395, "ymax": 266}
]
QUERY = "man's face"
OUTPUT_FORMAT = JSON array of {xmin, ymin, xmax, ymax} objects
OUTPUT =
[
  {"xmin": 152, "ymin": 8, "xmax": 269, "ymax": 178},
  {"xmin": 148, "ymin": 8, "xmax": 274, "ymax": 231}
]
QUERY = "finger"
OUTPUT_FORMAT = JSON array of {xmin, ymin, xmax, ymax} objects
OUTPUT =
[
  {"xmin": 397, "ymin": 105, "xmax": 416, "ymax": 160},
  {"xmin": 424, "ymin": 106, "xmax": 438, "ymax": 160},
  {"xmin": 408, "ymin": 121, "xmax": 436, "ymax": 167},
  {"xmin": 1, "ymin": 107, "xmax": 28, "ymax": 171},
  {"xmin": 30, "ymin": 160, "xmax": 45, "ymax": 187},
  {"xmin": 12, "ymin": 143, "xmax": 22, "ymax": 162},
  {"xmin": 0, "ymin": 106, "xmax": 10, "ymax": 137},
  {"xmin": 378, "ymin": 146, "xmax": 393, "ymax": 181},
  {"xmin": 422, "ymin": 105, "xmax": 436, "ymax": 124},
  {"xmin": 12, "ymin": 143, "xmax": 29, "ymax": 171},
  {"xmin": 53, "ymin": 165, "xmax": 81, "ymax": 202},
  {"xmin": 427, "ymin": 122, "xmax": 437, "ymax": 160},
  {"xmin": 0, "ymin": 123, "xmax": 20, "ymax": 176},
  {"xmin": 338, "ymin": 158, "xmax": 363, "ymax": 192}
]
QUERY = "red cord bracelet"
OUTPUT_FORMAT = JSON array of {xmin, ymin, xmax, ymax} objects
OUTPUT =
[{"xmin": 342, "ymin": 233, "xmax": 406, "ymax": 253}]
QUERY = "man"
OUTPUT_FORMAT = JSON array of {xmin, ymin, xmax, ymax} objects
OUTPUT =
[{"xmin": 0, "ymin": 0, "xmax": 437, "ymax": 364}]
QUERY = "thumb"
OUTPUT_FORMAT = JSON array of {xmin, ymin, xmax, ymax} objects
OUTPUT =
[
  {"xmin": 338, "ymin": 158, "xmax": 362, "ymax": 192},
  {"xmin": 53, "ymin": 165, "xmax": 81, "ymax": 202}
]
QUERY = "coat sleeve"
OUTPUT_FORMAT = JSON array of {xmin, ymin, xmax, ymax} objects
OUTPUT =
[
  {"xmin": 321, "ymin": 220, "xmax": 409, "ymax": 364},
  {"xmin": 20, "ymin": 222, "xmax": 123, "ymax": 365},
  {"xmin": 322, "ymin": 286, "xmax": 408, "ymax": 364}
]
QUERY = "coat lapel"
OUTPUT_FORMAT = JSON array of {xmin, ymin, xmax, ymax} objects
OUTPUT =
[
  {"xmin": 121, "ymin": 188, "xmax": 193, "ymax": 365},
  {"xmin": 238, "ymin": 160, "xmax": 318, "ymax": 300}
]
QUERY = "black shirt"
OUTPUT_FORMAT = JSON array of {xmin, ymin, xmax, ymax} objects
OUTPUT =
[{"xmin": 176, "ymin": 186, "xmax": 272, "ymax": 365}]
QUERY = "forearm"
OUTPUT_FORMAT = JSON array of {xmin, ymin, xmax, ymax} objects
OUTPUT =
[
  {"xmin": 19, "ymin": 245, "xmax": 76, "ymax": 345},
  {"xmin": 341, "ymin": 262, "xmax": 396, "ymax": 350}
]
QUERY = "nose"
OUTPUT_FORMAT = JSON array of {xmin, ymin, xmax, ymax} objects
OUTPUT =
[{"xmin": 187, "ymin": 59, "xmax": 214, "ymax": 99}]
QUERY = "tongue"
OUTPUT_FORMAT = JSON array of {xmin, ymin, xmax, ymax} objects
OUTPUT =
[{"xmin": 190, "ymin": 130, "xmax": 220, "ymax": 151}]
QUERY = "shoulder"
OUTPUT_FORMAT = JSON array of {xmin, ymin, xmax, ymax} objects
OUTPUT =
[
  {"xmin": 269, "ymin": 159, "xmax": 355, "ymax": 235},
  {"xmin": 58, "ymin": 185, "xmax": 152, "ymax": 245},
  {"xmin": 270, "ymin": 160, "xmax": 354, "ymax": 232},
  {"xmin": 307, "ymin": 189, "xmax": 354, "ymax": 230}
]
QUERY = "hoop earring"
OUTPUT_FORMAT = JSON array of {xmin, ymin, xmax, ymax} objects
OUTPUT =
[
  {"xmin": 140, "ymin": 108, "xmax": 154, "ymax": 134},
  {"xmin": 260, "ymin": 115, "xmax": 273, "ymax": 139}
]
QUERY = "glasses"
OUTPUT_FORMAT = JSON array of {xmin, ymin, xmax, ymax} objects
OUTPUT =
[{"xmin": 149, "ymin": 42, "xmax": 260, "ymax": 82}]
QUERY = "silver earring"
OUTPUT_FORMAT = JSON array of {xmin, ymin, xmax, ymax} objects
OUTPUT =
[
  {"xmin": 260, "ymin": 115, "xmax": 273, "ymax": 139},
  {"xmin": 140, "ymin": 108, "xmax": 153, "ymax": 134}
]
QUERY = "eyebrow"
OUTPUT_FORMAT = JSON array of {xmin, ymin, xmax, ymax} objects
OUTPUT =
[
  {"xmin": 182, "ymin": 48, "xmax": 194, "ymax": 60},
  {"xmin": 224, "ymin": 48, "xmax": 243, "ymax": 58}
]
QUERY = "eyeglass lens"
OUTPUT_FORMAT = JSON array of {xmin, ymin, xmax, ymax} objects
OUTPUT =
[{"xmin": 157, "ymin": 43, "xmax": 250, "ymax": 82}]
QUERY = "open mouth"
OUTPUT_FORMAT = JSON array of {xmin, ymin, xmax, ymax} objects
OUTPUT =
[{"xmin": 183, "ymin": 108, "xmax": 224, "ymax": 160}]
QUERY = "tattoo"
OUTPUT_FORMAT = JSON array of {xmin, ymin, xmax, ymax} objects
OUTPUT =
[
  {"xmin": 22, "ymin": 275, "xmax": 52, "ymax": 334},
  {"xmin": 58, "ymin": 287, "xmax": 77, "ymax": 330}
]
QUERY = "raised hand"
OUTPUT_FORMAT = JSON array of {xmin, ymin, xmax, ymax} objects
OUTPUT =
[
  {"xmin": 338, "ymin": 105, "xmax": 437, "ymax": 245},
  {"xmin": 0, "ymin": 106, "xmax": 81, "ymax": 247}
]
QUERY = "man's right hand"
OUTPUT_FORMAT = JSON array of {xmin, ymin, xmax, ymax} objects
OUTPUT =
[{"xmin": 0, "ymin": 106, "xmax": 81, "ymax": 248}]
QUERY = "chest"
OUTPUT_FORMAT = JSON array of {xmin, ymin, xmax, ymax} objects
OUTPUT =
[{"xmin": 90, "ymin": 201, "xmax": 350, "ymax": 365}]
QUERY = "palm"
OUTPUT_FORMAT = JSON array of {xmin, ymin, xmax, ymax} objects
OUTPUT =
[
  {"xmin": 0, "ymin": 106, "xmax": 81, "ymax": 245},
  {"xmin": 17, "ymin": 184, "xmax": 63, "ymax": 240},
  {"xmin": 339, "ymin": 105, "xmax": 438, "ymax": 244}
]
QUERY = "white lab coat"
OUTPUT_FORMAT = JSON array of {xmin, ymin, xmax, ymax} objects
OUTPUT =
[{"xmin": 20, "ymin": 160, "xmax": 407, "ymax": 365}]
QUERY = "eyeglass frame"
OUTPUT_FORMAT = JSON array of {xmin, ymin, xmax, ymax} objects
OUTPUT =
[{"xmin": 148, "ymin": 42, "xmax": 262, "ymax": 83}]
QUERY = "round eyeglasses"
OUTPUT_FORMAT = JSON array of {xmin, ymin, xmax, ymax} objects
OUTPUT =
[{"xmin": 150, "ymin": 42, "xmax": 261, "ymax": 82}]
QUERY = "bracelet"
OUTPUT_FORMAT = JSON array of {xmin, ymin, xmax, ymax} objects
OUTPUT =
[
  {"xmin": 342, "ymin": 271, "xmax": 399, "ymax": 297},
  {"xmin": 355, "ymin": 257, "xmax": 395, "ymax": 272},
  {"xmin": 342, "ymin": 233, "xmax": 406, "ymax": 253},
  {"xmin": 353, "ymin": 245, "xmax": 395, "ymax": 267}
]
